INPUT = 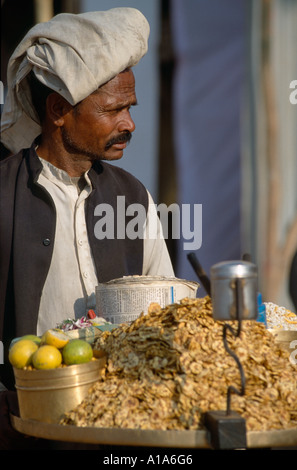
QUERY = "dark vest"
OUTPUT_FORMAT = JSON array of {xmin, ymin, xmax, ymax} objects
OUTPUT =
[{"xmin": 0, "ymin": 145, "xmax": 148, "ymax": 387}]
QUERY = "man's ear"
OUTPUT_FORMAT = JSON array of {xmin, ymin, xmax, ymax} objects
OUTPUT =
[{"xmin": 45, "ymin": 93, "xmax": 73, "ymax": 126}]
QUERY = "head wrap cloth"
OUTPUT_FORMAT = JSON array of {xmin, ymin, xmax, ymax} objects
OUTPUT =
[{"xmin": 1, "ymin": 8, "xmax": 150, "ymax": 154}]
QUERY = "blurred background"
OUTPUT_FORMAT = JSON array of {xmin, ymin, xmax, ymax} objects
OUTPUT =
[{"xmin": 1, "ymin": 0, "xmax": 297, "ymax": 310}]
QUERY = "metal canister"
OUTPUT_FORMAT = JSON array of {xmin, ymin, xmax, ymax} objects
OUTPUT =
[
  {"xmin": 14, "ymin": 357, "xmax": 106, "ymax": 423},
  {"xmin": 210, "ymin": 261, "xmax": 258, "ymax": 321}
]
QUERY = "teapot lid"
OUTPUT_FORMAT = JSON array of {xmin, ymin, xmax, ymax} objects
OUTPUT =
[{"xmin": 210, "ymin": 260, "xmax": 258, "ymax": 279}]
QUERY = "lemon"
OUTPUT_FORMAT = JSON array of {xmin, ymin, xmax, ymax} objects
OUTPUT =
[
  {"xmin": 62, "ymin": 339, "xmax": 93, "ymax": 365},
  {"xmin": 42, "ymin": 328, "xmax": 69, "ymax": 349},
  {"xmin": 9, "ymin": 339, "xmax": 39, "ymax": 369},
  {"xmin": 32, "ymin": 345, "xmax": 62, "ymax": 370}
]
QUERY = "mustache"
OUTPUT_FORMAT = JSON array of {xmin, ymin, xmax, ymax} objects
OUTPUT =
[{"xmin": 105, "ymin": 131, "xmax": 132, "ymax": 150}]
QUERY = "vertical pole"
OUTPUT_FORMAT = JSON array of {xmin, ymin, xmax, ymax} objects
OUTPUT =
[{"xmin": 34, "ymin": 0, "xmax": 54, "ymax": 23}]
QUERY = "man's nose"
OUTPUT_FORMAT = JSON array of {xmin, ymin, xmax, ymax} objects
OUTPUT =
[{"xmin": 118, "ymin": 110, "xmax": 136, "ymax": 134}]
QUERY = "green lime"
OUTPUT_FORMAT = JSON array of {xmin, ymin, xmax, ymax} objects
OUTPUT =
[
  {"xmin": 62, "ymin": 339, "xmax": 93, "ymax": 365},
  {"xmin": 9, "ymin": 334, "xmax": 41, "ymax": 349}
]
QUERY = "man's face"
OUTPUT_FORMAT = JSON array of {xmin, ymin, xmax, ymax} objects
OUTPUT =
[{"xmin": 60, "ymin": 69, "xmax": 137, "ymax": 161}]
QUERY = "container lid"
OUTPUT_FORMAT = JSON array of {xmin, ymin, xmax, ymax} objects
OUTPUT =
[{"xmin": 210, "ymin": 260, "xmax": 258, "ymax": 279}]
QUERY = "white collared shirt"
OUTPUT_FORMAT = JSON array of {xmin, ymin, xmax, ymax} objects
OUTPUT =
[{"xmin": 36, "ymin": 158, "xmax": 174, "ymax": 335}]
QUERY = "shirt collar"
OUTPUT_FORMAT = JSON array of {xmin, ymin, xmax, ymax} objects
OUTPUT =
[{"xmin": 36, "ymin": 151, "xmax": 92, "ymax": 191}]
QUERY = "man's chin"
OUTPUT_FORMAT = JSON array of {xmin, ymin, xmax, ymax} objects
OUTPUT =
[{"xmin": 100, "ymin": 149, "xmax": 125, "ymax": 161}]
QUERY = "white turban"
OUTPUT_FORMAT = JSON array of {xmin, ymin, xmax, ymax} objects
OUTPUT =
[{"xmin": 1, "ymin": 8, "xmax": 150, "ymax": 154}]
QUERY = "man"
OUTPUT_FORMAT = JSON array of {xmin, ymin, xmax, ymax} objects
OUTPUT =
[{"xmin": 0, "ymin": 8, "xmax": 174, "ymax": 448}]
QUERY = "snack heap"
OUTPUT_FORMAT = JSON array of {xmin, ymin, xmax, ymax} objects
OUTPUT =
[
  {"xmin": 60, "ymin": 297, "xmax": 297, "ymax": 432},
  {"xmin": 265, "ymin": 302, "xmax": 297, "ymax": 330}
]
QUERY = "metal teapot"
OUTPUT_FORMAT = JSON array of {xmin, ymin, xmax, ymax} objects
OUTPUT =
[{"xmin": 210, "ymin": 261, "xmax": 258, "ymax": 322}]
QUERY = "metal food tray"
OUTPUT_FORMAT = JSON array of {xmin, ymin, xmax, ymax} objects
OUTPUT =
[{"xmin": 11, "ymin": 415, "xmax": 297, "ymax": 449}]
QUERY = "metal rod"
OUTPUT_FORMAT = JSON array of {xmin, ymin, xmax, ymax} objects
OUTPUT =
[
  {"xmin": 223, "ymin": 278, "xmax": 246, "ymax": 415},
  {"xmin": 242, "ymin": 253, "xmax": 252, "ymax": 262},
  {"xmin": 223, "ymin": 323, "xmax": 246, "ymax": 415},
  {"xmin": 187, "ymin": 252, "xmax": 211, "ymax": 296}
]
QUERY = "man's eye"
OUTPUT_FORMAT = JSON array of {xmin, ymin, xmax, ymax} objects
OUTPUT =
[{"xmin": 115, "ymin": 106, "xmax": 131, "ymax": 114}]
